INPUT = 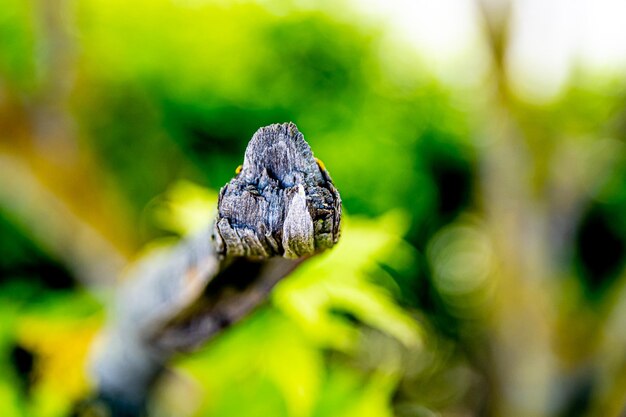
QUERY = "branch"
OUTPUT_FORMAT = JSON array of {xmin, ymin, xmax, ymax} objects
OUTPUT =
[{"xmin": 76, "ymin": 123, "xmax": 342, "ymax": 417}]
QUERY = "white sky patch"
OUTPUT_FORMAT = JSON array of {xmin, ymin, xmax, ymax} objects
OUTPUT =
[
  {"xmin": 348, "ymin": 0, "xmax": 626, "ymax": 102},
  {"xmin": 351, "ymin": 0, "xmax": 490, "ymax": 88},
  {"xmin": 506, "ymin": 0, "xmax": 576, "ymax": 102},
  {"xmin": 578, "ymin": 0, "xmax": 626, "ymax": 73},
  {"xmin": 507, "ymin": 0, "xmax": 626, "ymax": 102}
]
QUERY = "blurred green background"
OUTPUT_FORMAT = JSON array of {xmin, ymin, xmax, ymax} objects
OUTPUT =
[{"xmin": 1, "ymin": 0, "xmax": 626, "ymax": 416}]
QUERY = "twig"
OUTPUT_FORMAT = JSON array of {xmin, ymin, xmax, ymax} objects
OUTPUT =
[{"xmin": 78, "ymin": 123, "xmax": 342, "ymax": 417}]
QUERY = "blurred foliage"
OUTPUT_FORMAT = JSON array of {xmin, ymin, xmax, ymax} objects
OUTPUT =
[{"xmin": 1, "ymin": 0, "xmax": 626, "ymax": 416}]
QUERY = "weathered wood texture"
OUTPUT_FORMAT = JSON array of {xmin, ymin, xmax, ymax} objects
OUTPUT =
[
  {"xmin": 81, "ymin": 123, "xmax": 341, "ymax": 417},
  {"xmin": 216, "ymin": 122, "xmax": 341, "ymax": 258}
]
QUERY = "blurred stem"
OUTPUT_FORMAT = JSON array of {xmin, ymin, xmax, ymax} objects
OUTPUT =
[
  {"xmin": 475, "ymin": 1, "xmax": 557, "ymax": 416},
  {"xmin": 0, "ymin": 0, "xmax": 139, "ymax": 287},
  {"xmin": 474, "ymin": 2, "xmax": 626, "ymax": 417},
  {"xmin": 475, "ymin": 2, "xmax": 626, "ymax": 416},
  {"xmin": 0, "ymin": 154, "xmax": 127, "ymax": 290}
]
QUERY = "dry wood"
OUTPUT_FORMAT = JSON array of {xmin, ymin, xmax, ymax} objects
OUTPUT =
[{"xmin": 77, "ymin": 123, "xmax": 341, "ymax": 417}]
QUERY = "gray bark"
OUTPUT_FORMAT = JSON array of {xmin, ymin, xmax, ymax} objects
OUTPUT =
[
  {"xmin": 215, "ymin": 122, "xmax": 341, "ymax": 258},
  {"xmin": 78, "ymin": 123, "xmax": 341, "ymax": 417}
]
